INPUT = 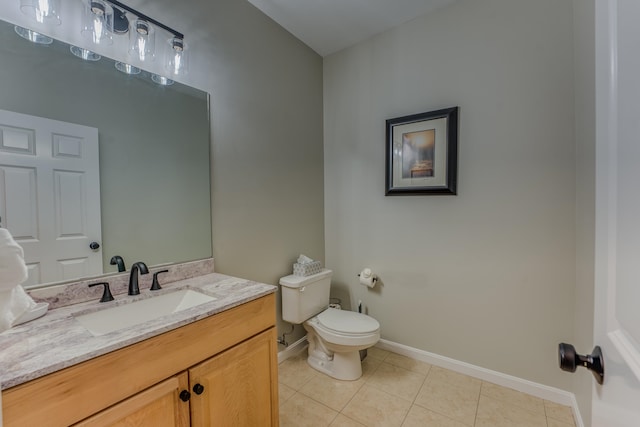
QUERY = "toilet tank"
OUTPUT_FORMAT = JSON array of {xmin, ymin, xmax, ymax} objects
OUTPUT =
[{"xmin": 279, "ymin": 269, "xmax": 332, "ymax": 324}]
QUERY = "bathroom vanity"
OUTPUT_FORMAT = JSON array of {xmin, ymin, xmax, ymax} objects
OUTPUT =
[{"xmin": 0, "ymin": 272, "xmax": 278, "ymax": 426}]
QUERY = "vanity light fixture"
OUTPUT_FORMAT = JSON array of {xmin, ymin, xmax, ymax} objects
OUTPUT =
[
  {"xmin": 20, "ymin": 0, "xmax": 61, "ymax": 26},
  {"xmin": 14, "ymin": 25, "xmax": 53, "ymax": 44},
  {"xmin": 82, "ymin": 0, "xmax": 186, "ymax": 75},
  {"xmin": 70, "ymin": 45, "xmax": 102, "ymax": 61},
  {"xmin": 15, "ymin": 0, "xmax": 187, "ymax": 82}
]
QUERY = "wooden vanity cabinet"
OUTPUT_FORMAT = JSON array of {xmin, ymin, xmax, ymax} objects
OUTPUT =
[
  {"xmin": 2, "ymin": 294, "xmax": 279, "ymax": 427},
  {"xmin": 189, "ymin": 329, "xmax": 277, "ymax": 426}
]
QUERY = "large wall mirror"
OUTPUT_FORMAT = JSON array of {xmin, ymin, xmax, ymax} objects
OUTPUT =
[{"xmin": 0, "ymin": 18, "xmax": 212, "ymax": 289}]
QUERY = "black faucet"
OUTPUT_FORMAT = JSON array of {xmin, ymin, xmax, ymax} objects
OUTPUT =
[
  {"xmin": 128, "ymin": 262, "xmax": 149, "ymax": 295},
  {"xmin": 110, "ymin": 255, "xmax": 126, "ymax": 272}
]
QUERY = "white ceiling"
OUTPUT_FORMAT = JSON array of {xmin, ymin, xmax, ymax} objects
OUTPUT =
[{"xmin": 247, "ymin": 0, "xmax": 457, "ymax": 57}]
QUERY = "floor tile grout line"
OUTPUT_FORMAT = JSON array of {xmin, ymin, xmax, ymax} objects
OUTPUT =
[
  {"xmin": 336, "ymin": 412, "xmax": 365, "ymax": 427},
  {"xmin": 347, "ymin": 384, "xmax": 415, "ymax": 427},
  {"xmin": 298, "ymin": 374, "xmax": 367, "ymax": 414},
  {"xmin": 409, "ymin": 374, "xmax": 481, "ymax": 426},
  {"xmin": 408, "ymin": 395, "xmax": 473, "ymax": 425},
  {"xmin": 292, "ymin": 391, "xmax": 341, "ymax": 426},
  {"xmin": 473, "ymin": 381, "xmax": 483, "ymax": 427},
  {"xmin": 411, "ymin": 369, "xmax": 429, "ymax": 404},
  {"xmin": 365, "ymin": 360, "xmax": 428, "ymax": 401},
  {"xmin": 326, "ymin": 408, "xmax": 340, "ymax": 427},
  {"xmin": 398, "ymin": 405, "xmax": 411, "ymax": 427},
  {"xmin": 278, "ymin": 382, "xmax": 295, "ymax": 408},
  {"xmin": 482, "ymin": 394, "xmax": 553, "ymax": 423},
  {"xmin": 479, "ymin": 379, "xmax": 546, "ymax": 415}
]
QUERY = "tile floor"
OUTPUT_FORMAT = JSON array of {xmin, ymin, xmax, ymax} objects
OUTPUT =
[{"xmin": 278, "ymin": 347, "xmax": 577, "ymax": 427}]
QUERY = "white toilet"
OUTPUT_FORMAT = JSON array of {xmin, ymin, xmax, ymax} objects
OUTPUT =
[{"xmin": 280, "ymin": 269, "xmax": 380, "ymax": 381}]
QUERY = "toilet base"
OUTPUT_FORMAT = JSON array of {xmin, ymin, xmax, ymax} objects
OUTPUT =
[
  {"xmin": 303, "ymin": 318, "xmax": 378, "ymax": 381},
  {"xmin": 307, "ymin": 347, "xmax": 363, "ymax": 381}
]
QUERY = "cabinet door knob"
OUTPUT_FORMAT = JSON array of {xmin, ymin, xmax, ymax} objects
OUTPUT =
[
  {"xmin": 179, "ymin": 390, "xmax": 191, "ymax": 402},
  {"xmin": 193, "ymin": 383, "xmax": 204, "ymax": 395}
]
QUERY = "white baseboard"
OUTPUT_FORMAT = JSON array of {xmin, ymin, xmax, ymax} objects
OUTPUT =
[
  {"xmin": 277, "ymin": 336, "xmax": 308, "ymax": 364},
  {"xmin": 376, "ymin": 339, "xmax": 585, "ymax": 427}
]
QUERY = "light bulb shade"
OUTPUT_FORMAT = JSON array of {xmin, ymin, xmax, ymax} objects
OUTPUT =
[
  {"xmin": 164, "ymin": 37, "xmax": 188, "ymax": 76},
  {"xmin": 20, "ymin": 0, "xmax": 61, "ymax": 25},
  {"xmin": 70, "ymin": 45, "xmax": 101, "ymax": 61},
  {"xmin": 151, "ymin": 74, "xmax": 174, "ymax": 86},
  {"xmin": 115, "ymin": 61, "xmax": 141, "ymax": 75},
  {"xmin": 129, "ymin": 19, "xmax": 155, "ymax": 62},
  {"xmin": 81, "ymin": 0, "xmax": 114, "ymax": 45},
  {"xmin": 14, "ymin": 25, "xmax": 53, "ymax": 44}
]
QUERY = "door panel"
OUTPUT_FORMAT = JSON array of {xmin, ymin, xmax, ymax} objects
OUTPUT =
[
  {"xmin": 0, "ymin": 165, "xmax": 37, "ymax": 240},
  {"xmin": 593, "ymin": 0, "xmax": 640, "ymax": 425}
]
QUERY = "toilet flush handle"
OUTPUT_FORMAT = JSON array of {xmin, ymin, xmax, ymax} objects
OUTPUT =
[{"xmin": 299, "ymin": 286, "xmax": 306, "ymax": 292}]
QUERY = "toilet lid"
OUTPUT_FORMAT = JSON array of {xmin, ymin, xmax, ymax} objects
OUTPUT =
[{"xmin": 317, "ymin": 308, "xmax": 379, "ymax": 334}]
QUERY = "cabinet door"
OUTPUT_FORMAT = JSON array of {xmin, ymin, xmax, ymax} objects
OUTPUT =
[
  {"xmin": 189, "ymin": 328, "xmax": 279, "ymax": 426},
  {"xmin": 73, "ymin": 373, "xmax": 190, "ymax": 427}
]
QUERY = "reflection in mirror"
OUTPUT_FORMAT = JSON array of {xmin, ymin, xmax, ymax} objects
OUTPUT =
[{"xmin": 0, "ymin": 19, "xmax": 212, "ymax": 289}]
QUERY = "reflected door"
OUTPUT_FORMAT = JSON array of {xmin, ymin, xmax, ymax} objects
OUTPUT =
[{"xmin": 0, "ymin": 109, "xmax": 102, "ymax": 287}]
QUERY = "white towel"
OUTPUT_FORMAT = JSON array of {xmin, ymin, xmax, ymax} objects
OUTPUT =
[
  {"xmin": 0, "ymin": 286, "xmax": 36, "ymax": 332},
  {"xmin": 0, "ymin": 228, "xmax": 28, "ymax": 289},
  {"xmin": 0, "ymin": 228, "xmax": 35, "ymax": 333}
]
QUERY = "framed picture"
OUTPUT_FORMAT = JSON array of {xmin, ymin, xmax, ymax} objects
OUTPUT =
[{"xmin": 385, "ymin": 107, "xmax": 458, "ymax": 195}]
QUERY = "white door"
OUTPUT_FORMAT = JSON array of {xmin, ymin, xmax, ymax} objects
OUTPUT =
[
  {"xmin": 0, "ymin": 109, "xmax": 102, "ymax": 287},
  {"xmin": 592, "ymin": 0, "xmax": 640, "ymax": 425}
]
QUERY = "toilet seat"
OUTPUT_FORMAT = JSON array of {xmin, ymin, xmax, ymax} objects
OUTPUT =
[
  {"xmin": 317, "ymin": 308, "xmax": 379, "ymax": 334},
  {"xmin": 306, "ymin": 308, "xmax": 380, "ymax": 347}
]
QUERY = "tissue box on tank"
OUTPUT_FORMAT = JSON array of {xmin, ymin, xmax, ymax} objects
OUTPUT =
[{"xmin": 293, "ymin": 261, "xmax": 323, "ymax": 276}]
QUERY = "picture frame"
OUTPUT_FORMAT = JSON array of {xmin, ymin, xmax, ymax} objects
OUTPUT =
[{"xmin": 385, "ymin": 107, "xmax": 459, "ymax": 195}]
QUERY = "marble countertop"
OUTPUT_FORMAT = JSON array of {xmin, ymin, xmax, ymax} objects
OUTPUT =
[{"xmin": 0, "ymin": 273, "xmax": 276, "ymax": 391}]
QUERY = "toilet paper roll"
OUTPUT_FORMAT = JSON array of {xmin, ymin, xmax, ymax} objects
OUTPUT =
[{"xmin": 359, "ymin": 268, "xmax": 376, "ymax": 288}]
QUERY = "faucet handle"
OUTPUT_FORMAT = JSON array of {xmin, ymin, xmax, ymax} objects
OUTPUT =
[
  {"xmin": 150, "ymin": 270, "xmax": 169, "ymax": 291},
  {"xmin": 89, "ymin": 282, "xmax": 115, "ymax": 303}
]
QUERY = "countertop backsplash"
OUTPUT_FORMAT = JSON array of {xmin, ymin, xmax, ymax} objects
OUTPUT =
[{"xmin": 27, "ymin": 258, "xmax": 215, "ymax": 310}]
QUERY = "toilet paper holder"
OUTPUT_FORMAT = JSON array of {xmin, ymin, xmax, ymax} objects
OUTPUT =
[
  {"xmin": 357, "ymin": 273, "xmax": 378, "ymax": 283},
  {"xmin": 357, "ymin": 268, "xmax": 378, "ymax": 285}
]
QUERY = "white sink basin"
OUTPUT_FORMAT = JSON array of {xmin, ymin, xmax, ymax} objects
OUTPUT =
[{"xmin": 75, "ymin": 289, "xmax": 216, "ymax": 336}]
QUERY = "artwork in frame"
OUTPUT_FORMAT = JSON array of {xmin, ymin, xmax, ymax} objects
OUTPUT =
[{"xmin": 385, "ymin": 107, "xmax": 459, "ymax": 195}]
